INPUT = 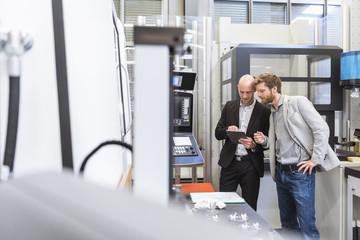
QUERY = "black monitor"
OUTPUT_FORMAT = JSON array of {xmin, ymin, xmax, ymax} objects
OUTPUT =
[
  {"xmin": 173, "ymin": 92, "xmax": 192, "ymax": 133},
  {"xmin": 173, "ymin": 71, "xmax": 196, "ymax": 90}
]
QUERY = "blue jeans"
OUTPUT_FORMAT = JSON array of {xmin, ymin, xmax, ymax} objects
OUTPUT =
[{"xmin": 275, "ymin": 165, "xmax": 319, "ymax": 240}]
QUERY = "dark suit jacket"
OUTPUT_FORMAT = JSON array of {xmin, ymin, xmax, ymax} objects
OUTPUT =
[{"xmin": 215, "ymin": 99, "xmax": 270, "ymax": 178}]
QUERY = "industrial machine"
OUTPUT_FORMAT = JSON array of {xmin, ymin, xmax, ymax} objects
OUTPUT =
[
  {"xmin": 172, "ymin": 73, "xmax": 203, "ymax": 164},
  {"xmin": 220, "ymin": 43, "xmax": 347, "ymax": 235},
  {"xmin": 172, "ymin": 91, "xmax": 204, "ymax": 181},
  {"xmin": 340, "ymin": 50, "xmax": 360, "ymax": 98},
  {"xmin": 133, "ymin": 25, "xmax": 204, "ymax": 204},
  {"xmin": 220, "ymin": 44, "xmax": 343, "ymax": 148},
  {"xmin": 0, "ymin": 0, "xmax": 132, "ymax": 188},
  {"xmin": 173, "ymin": 92, "xmax": 198, "ymax": 158},
  {"xmin": 334, "ymin": 51, "xmax": 360, "ymax": 155}
]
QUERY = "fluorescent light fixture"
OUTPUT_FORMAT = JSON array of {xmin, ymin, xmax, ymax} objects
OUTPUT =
[
  {"xmin": 303, "ymin": 5, "xmax": 323, "ymax": 15},
  {"xmin": 292, "ymin": 16, "xmax": 318, "ymax": 22}
]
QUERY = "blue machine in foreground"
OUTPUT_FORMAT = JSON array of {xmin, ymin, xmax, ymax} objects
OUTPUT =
[{"xmin": 340, "ymin": 51, "xmax": 360, "ymax": 98}]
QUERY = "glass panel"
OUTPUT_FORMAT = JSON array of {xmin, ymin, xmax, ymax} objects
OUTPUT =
[
  {"xmin": 253, "ymin": 2, "xmax": 286, "ymax": 25},
  {"xmin": 251, "ymin": 54, "xmax": 308, "ymax": 77},
  {"xmin": 309, "ymin": 56, "xmax": 331, "ymax": 77},
  {"xmin": 291, "ymin": 4, "xmax": 324, "ymax": 23},
  {"xmin": 222, "ymin": 57, "xmax": 232, "ymax": 81},
  {"xmin": 310, "ymin": 82, "xmax": 331, "ymax": 104},
  {"xmin": 282, "ymin": 82, "xmax": 308, "ymax": 97},
  {"xmin": 250, "ymin": 54, "xmax": 331, "ymax": 78},
  {"xmin": 327, "ymin": 5, "xmax": 342, "ymax": 47},
  {"xmin": 291, "ymin": 4, "xmax": 324, "ymax": 44},
  {"xmin": 334, "ymin": 110, "xmax": 341, "ymax": 137},
  {"xmin": 222, "ymin": 83, "xmax": 232, "ymax": 105}
]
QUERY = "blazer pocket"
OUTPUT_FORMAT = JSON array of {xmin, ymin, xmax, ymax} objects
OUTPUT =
[
  {"xmin": 288, "ymin": 111, "xmax": 299, "ymax": 121},
  {"xmin": 288, "ymin": 112, "xmax": 306, "ymax": 130}
]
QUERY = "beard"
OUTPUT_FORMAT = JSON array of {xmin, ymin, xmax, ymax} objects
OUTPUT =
[
  {"xmin": 261, "ymin": 92, "xmax": 274, "ymax": 104},
  {"xmin": 242, "ymin": 96, "xmax": 254, "ymax": 106}
]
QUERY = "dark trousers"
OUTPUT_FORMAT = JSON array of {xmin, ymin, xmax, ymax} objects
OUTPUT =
[{"xmin": 220, "ymin": 157, "xmax": 260, "ymax": 211}]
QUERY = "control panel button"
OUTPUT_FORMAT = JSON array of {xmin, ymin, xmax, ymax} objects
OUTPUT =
[{"xmin": 172, "ymin": 145, "xmax": 198, "ymax": 156}]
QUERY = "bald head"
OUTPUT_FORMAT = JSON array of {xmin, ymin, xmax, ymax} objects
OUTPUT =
[
  {"xmin": 238, "ymin": 74, "xmax": 255, "ymax": 90},
  {"xmin": 237, "ymin": 74, "xmax": 255, "ymax": 106}
]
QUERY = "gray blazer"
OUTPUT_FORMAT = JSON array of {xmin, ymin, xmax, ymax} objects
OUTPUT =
[{"xmin": 268, "ymin": 95, "xmax": 340, "ymax": 181}]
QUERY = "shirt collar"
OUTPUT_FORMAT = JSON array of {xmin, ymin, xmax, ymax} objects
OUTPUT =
[
  {"xmin": 240, "ymin": 98, "xmax": 256, "ymax": 109},
  {"xmin": 271, "ymin": 95, "xmax": 284, "ymax": 112}
]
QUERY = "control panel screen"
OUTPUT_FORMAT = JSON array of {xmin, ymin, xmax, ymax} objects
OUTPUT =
[
  {"xmin": 172, "ymin": 137, "xmax": 197, "ymax": 157},
  {"xmin": 355, "ymin": 128, "xmax": 360, "ymax": 137},
  {"xmin": 173, "ymin": 76, "xmax": 183, "ymax": 87},
  {"xmin": 174, "ymin": 96, "xmax": 191, "ymax": 128}
]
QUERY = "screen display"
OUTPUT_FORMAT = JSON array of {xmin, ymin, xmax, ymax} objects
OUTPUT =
[
  {"xmin": 173, "ymin": 76, "xmax": 183, "ymax": 87},
  {"xmin": 354, "ymin": 129, "xmax": 360, "ymax": 137},
  {"xmin": 174, "ymin": 96, "xmax": 191, "ymax": 127}
]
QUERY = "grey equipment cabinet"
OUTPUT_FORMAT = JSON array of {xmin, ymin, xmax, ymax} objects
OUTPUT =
[{"xmin": 220, "ymin": 44, "xmax": 343, "ymax": 148}]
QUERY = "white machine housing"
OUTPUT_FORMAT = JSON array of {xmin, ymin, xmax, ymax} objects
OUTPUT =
[{"xmin": 0, "ymin": 0, "xmax": 132, "ymax": 189}]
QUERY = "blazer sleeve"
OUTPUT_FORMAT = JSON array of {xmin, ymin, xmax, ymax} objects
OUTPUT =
[
  {"xmin": 293, "ymin": 97, "xmax": 330, "ymax": 165},
  {"xmin": 215, "ymin": 102, "xmax": 229, "ymax": 140},
  {"xmin": 252, "ymin": 105, "xmax": 271, "ymax": 152}
]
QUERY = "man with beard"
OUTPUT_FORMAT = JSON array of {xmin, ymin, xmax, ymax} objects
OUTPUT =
[
  {"xmin": 215, "ymin": 74, "xmax": 270, "ymax": 211},
  {"xmin": 253, "ymin": 72, "xmax": 340, "ymax": 240}
]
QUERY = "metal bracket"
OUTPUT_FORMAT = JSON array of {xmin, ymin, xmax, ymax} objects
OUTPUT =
[
  {"xmin": 3, "ymin": 30, "xmax": 33, "ymax": 76},
  {"xmin": 134, "ymin": 26, "xmax": 184, "ymax": 55}
]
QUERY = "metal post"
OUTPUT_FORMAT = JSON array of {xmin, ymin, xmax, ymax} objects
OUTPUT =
[
  {"xmin": 287, "ymin": 0, "xmax": 291, "ymax": 25},
  {"xmin": 133, "ymin": 26, "xmax": 184, "ymax": 206},
  {"xmin": 203, "ymin": 17, "xmax": 212, "ymax": 183}
]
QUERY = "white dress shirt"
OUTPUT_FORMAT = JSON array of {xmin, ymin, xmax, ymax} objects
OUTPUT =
[{"xmin": 235, "ymin": 99, "xmax": 255, "ymax": 156}]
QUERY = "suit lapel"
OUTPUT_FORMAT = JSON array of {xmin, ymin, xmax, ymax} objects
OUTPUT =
[
  {"xmin": 269, "ymin": 112, "xmax": 276, "ymax": 180},
  {"xmin": 234, "ymin": 99, "xmax": 240, "ymax": 127},
  {"xmin": 282, "ymin": 96, "xmax": 298, "ymax": 144},
  {"xmin": 246, "ymin": 100, "xmax": 259, "ymax": 134},
  {"xmin": 282, "ymin": 96, "xmax": 290, "ymax": 133}
]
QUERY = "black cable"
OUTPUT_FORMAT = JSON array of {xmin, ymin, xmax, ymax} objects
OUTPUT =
[
  {"xmin": 4, "ymin": 76, "xmax": 20, "ymax": 173},
  {"xmin": 79, "ymin": 140, "xmax": 132, "ymax": 174}
]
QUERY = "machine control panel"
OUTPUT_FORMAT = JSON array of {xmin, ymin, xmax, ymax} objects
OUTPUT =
[
  {"xmin": 172, "ymin": 92, "xmax": 203, "ymax": 165},
  {"xmin": 173, "ymin": 145, "xmax": 197, "ymax": 156}
]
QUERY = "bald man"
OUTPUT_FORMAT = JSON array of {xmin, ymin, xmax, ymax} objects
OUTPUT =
[{"xmin": 215, "ymin": 74, "xmax": 270, "ymax": 211}]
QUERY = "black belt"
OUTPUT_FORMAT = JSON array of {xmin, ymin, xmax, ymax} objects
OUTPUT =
[
  {"xmin": 234, "ymin": 155, "xmax": 249, "ymax": 161},
  {"xmin": 276, "ymin": 161, "xmax": 299, "ymax": 171}
]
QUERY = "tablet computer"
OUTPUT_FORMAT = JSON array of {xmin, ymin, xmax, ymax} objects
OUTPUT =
[{"xmin": 226, "ymin": 130, "xmax": 247, "ymax": 144}]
